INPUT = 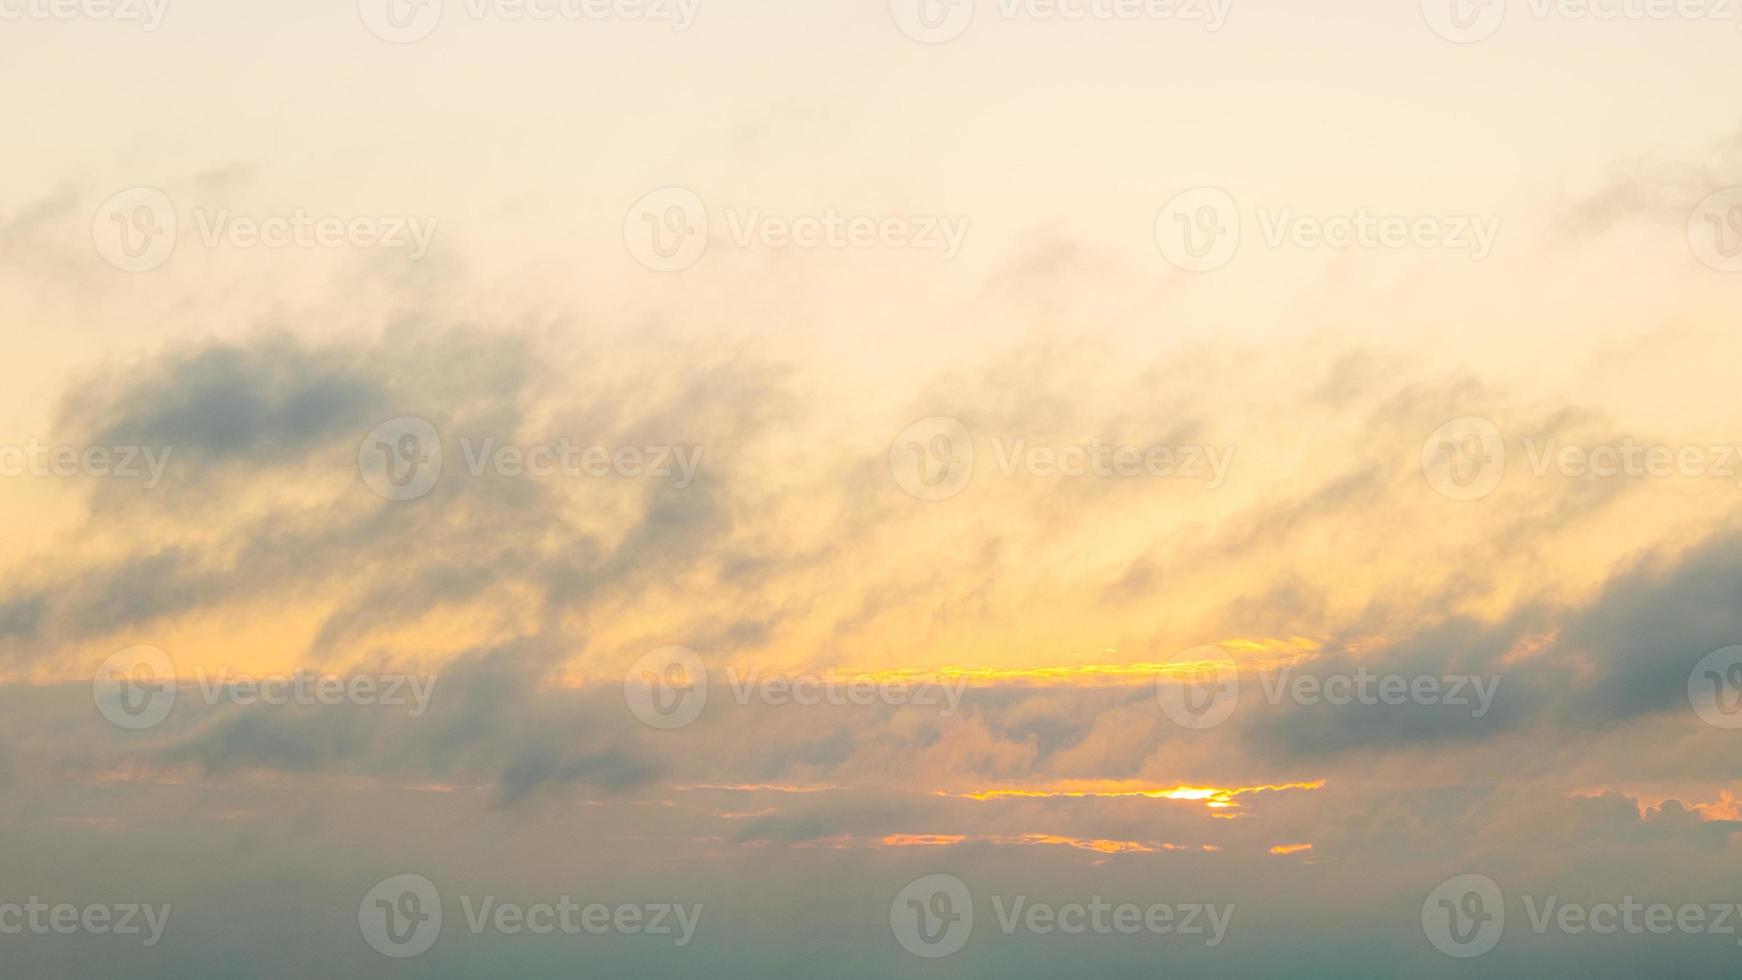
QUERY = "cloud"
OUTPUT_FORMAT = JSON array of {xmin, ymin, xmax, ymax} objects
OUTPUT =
[
  {"xmin": 66, "ymin": 330, "xmax": 384, "ymax": 464},
  {"xmin": 1556, "ymin": 123, "xmax": 1742, "ymax": 239}
]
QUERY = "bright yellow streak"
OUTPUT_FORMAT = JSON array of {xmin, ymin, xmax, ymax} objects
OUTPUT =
[
  {"xmin": 541, "ymin": 637, "xmax": 1323, "ymax": 691},
  {"xmin": 949, "ymin": 779, "xmax": 1327, "ymax": 812},
  {"xmin": 878, "ymin": 833, "xmax": 1217, "ymax": 855}
]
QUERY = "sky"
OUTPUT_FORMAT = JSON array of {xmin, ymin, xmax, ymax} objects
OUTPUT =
[{"xmin": 3, "ymin": 0, "xmax": 1742, "ymax": 976}]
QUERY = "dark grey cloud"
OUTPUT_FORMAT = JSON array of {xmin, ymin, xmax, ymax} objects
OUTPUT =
[
  {"xmin": 1560, "ymin": 530, "xmax": 1742, "ymax": 722},
  {"xmin": 64, "ymin": 330, "xmax": 384, "ymax": 464},
  {"xmin": 1244, "ymin": 525, "xmax": 1742, "ymax": 760},
  {"xmin": 1, "ymin": 325, "xmax": 797, "ymax": 670}
]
